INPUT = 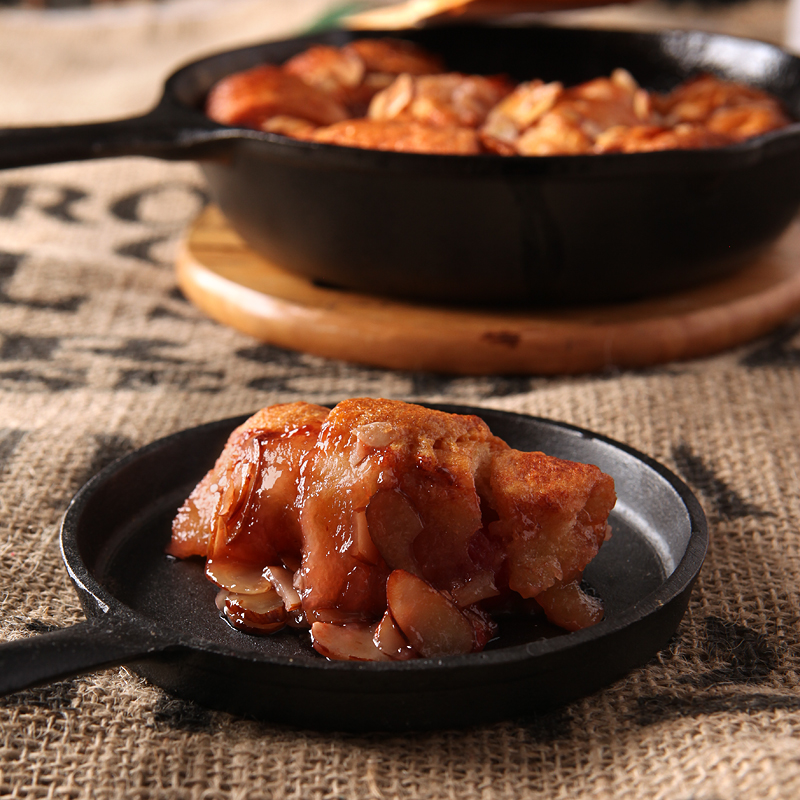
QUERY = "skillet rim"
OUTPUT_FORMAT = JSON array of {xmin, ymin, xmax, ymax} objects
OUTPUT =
[
  {"xmin": 60, "ymin": 404, "xmax": 708, "ymax": 676},
  {"xmin": 159, "ymin": 23, "xmax": 800, "ymax": 176}
]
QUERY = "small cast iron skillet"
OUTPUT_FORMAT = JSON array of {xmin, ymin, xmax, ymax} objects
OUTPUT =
[
  {"xmin": 0, "ymin": 405, "xmax": 706, "ymax": 731},
  {"xmin": 1, "ymin": 25, "xmax": 800, "ymax": 306}
]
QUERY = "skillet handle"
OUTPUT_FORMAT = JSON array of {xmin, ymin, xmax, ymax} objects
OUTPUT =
[
  {"xmin": 0, "ymin": 620, "xmax": 168, "ymax": 696},
  {"xmin": 0, "ymin": 103, "xmax": 234, "ymax": 170}
]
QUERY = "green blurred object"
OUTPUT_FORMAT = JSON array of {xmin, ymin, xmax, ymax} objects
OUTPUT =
[{"xmin": 306, "ymin": 1, "xmax": 370, "ymax": 31}]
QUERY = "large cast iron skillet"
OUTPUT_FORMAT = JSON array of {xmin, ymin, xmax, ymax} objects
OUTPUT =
[
  {"xmin": 0, "ymin": 406, "xmax": 707, "ymax": 731},
  {"xmin": 1, "ymin": 25, "xmax": 800, "ymax": 305}
]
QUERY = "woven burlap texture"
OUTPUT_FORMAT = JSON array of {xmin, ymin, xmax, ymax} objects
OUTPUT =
[{"xmin": 1, "ymin": 2, "xmax": 800, "ymax": 798}]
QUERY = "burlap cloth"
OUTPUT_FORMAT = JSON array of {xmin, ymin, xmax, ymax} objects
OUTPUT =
[{"xmin": 1, "ymin": 1, "xmax": 799, "ymax": 797}]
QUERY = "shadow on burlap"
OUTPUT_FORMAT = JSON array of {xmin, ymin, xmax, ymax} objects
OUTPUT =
[{"xmin": 1, "ymin": 1, "xmax": 799, "ymax": 796}]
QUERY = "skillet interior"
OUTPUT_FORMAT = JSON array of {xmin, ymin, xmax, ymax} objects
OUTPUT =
[
  {"xmin": 64, "ymin": 406, "xmax": 706, "ymax": 730},
  {"xmin": 158, "ymin": 25, "xmax": 800, "ymax": 307}
]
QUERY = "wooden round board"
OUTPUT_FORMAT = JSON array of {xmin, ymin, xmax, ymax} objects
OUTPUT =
[{"xmin": 176, "ymin": 205, "xmax": 800, "ymax": 375}]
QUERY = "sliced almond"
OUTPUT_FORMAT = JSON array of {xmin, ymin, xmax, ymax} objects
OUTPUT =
[
  {"xmin": 354, "ymin": 421, "xmax": 397, "ymax": 448},
  {"xmin": 374, "ymin": 610, "xmax": 417, "ymax": 660},
  {"xmin": 450, "ymin": 571, "xmax": 500, "ymax": 607},
  {"xmin": 365, "ymin": 489, "xmax": 423, "ymax": 574},
  {"xmin": 221, "ymin": 588, "xmax": 287, "ymax": 634},
  {"xmin": 386, "ymin": 569, "xmax": 475, "ymax": 657},
  {"xmin": 368, "ymin": 73, "xmax": 415, "ymax": 120},
  {"xmin": 206, "ymin": 558, "xmax": 271, "ymax": 594},
  {"xmin": 217, "ymin": 437, "xmax": 260, "ymax": 519},
  {"xmin": 311, "ymin": 621, "xmax": 391, "ymax": 661},
  {"xmin": 535, "ymin": 579, "xmax": 604, "ymax": 632},
  {"xmin": 263, "ymin": 565, "xmax": 302, "ymax": 611},
  {"xmin": 611, "ymin": 68, "xmax": 638, "ymax": 94},
  {"xmin": 350, "ymin": 421, "xmax": 397, "ymax": 466},
  {"xmin": 351, "ymin": 509, "xmax": 382, "ymax": 565},
  {"xmin": 308, "ymin": 608, "xmax": 367, "ymax": 625}
]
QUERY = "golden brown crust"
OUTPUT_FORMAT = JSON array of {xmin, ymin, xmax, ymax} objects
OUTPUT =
[
  {"xmin": 344, "ymin": 37, "xmax": 445, "ymax": 77},
  {"xmin": 487, "ymin": 448, "xmax": 615, "ymax": 597},
  {"xmin": 205, "ymin": 64, "xmax": 348, "ymax": 128},
  {"xmin": 655, "ymin": 74, "xmax": 784, "ymax": 122},
  {"xmin": 706, "ymin": 103, "xmax": 792, "ymax": 142},
  {"xmin": 310, "ymin": 119, "xmax": 481, "ymax": 154},
  {"xmin": 593, "ymin": 123, "xmax": 731, "ymax": 153}
]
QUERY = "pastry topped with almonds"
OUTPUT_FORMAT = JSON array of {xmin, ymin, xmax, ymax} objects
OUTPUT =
[
  {"xmin": 168, "ymin": 398, "xmax": 616, "ymax": 661},
  {"xmin": 205, "ymin": 37, "xmax": 791, "ymax": 156}
]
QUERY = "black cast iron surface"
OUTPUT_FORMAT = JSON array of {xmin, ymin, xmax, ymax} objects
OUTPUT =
[
  {"xmin": 0, "ymin": 405, "xmax": 707, "ymax": 731},
  {"xmin": 0, "ymin": 25, "xmax": 799, "ymax": 304}
]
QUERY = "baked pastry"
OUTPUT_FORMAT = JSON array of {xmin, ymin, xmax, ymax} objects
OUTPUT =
[
  {"xmin": 205, "ymin": 38, "xmax": 791, "ymax": 155},
  {"xmin": 169, "ymin": 398, "xmax": 616, "ymax": 661}
]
